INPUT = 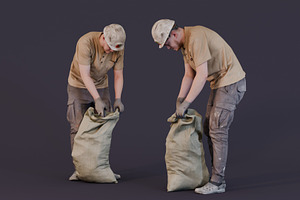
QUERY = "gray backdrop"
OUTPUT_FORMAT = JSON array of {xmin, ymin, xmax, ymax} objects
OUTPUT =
[{"xmin": 0, "ymin": 0, "xmax": 299, "ymax": 199}]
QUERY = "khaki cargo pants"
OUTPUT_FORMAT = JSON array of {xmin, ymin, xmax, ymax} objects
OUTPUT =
[
  {"xmin": 203, "ymin": 78, "xmax": 246, "ymax": 183},
  {"xmin": 66, "ymin": 84, "xmax": 112, "ymax": 150}
]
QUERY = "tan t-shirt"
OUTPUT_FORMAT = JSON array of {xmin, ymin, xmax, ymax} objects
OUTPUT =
[
  {"xmin": 68, "ymin": 32, "xmax": 124, "ymax": 89},
  {"xmin": 181, "ymin": 26, "xmax": 245, "ymax": 89}
]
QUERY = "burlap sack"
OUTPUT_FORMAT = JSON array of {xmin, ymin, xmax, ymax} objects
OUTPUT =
[
  {"xmin": 72, "ymin": 107, "xmax": 119, "ymax": 183},
  {"xmin": 165, "ymin": 109, "xmax": 209, "ymax": 192}
]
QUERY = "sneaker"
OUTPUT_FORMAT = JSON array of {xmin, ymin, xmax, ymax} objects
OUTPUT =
[
  {"xmin": 195, "ymin": 181, "xmax": 226, "ymax": 194},
  {"xmin": 114, "ymin": 173, "xmax": 121, "ymax": 180},
  {"xmin": 69, "ymin": 171, "xmax": 79, "ymax": 181}
]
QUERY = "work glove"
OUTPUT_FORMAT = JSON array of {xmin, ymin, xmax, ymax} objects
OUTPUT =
[
  {"xmin": 176, "ymin": 97, "xmax": 185, "ymax": 109},
  {"xmin": 176, "ymin": 100, "xmax": 191, "ymax": 118},
  {"xmin": 95, "ymin": 97, "xmax": 108, "ymax": 117},
  {"xmin": 114, "ymin": 98, "xmax": 124, "ymax": 112}
]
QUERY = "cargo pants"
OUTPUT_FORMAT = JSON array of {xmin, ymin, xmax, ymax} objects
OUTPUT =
[
  {"xmin": 66, "ymin": 84, "xmax": 112, "ymax": 150},
  {"xmin": 203, "ymin": 78, "xmax": 246, "ymax": 183}
]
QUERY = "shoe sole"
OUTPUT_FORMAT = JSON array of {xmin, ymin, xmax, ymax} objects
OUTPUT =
[{"xmin": 195, "ymin": 188, "xmax": 225, "ymax": 195}]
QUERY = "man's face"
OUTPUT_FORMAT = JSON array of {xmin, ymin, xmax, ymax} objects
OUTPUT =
[
  {"xmin": 164, "ymin": 31, "xmax": 181, "ymax": 51},
  {"xmin": 103, "ymin": 38, "xmax": 114, "ymax": 53}
]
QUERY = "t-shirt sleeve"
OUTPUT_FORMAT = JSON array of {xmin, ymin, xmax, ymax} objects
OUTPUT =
[
  {"xmin": 75, "ymin": 36, "xmax": 92, "ymax": 65},
  {"xmin": 113, "ymin": 50, "xmax": 124, "ymax": 70},
  {"xmin": 181, "ymin": 48, "xmax": 188, "ymax": 64},
  {"xmin": 190, "ymin": 32, "xmax": 211, "ymax": 67}
]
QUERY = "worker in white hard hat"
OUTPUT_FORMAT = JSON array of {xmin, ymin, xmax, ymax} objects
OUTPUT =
[
  {"xmin": 67, "ymin": 24, "xmax": 126, "ymax": 180},
  {"xmin": 152, "ymin": 19, "xmax": 246, "ymax": 194}
]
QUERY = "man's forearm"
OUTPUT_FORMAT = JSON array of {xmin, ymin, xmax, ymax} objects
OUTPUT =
[
  {"xmin": 185, "ymin": 73, "xmax": 206, "ymax": 103},
  {"xmin": 79, "ymin": 64, "xmax": 100, "ymax": 100},
  {"xmin": 178, "ymin": 75, "xmax": 194, "ymax": 98},
  {"xmin": 114, "ymin": 70, "xmax": 124, "ymax": 99},
  {"xmin": 81, "ymin": 75, "xmax": 100, "ymax": 100},
  {"xmin": 184, "ymin": 61, "xmax": 208, "ymax": 103}
]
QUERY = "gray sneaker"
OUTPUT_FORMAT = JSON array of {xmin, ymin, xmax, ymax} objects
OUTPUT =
[
  {"xmin": 114, "ymin": 173, "xmax": 121, "ymax": 180},
  {"xmin": 195, "ymin": 181, "xmax": 226, "ymax": 194},
  {"xmin": 68, "ymin": 171, "xmax": 79, "ymax": 181}
]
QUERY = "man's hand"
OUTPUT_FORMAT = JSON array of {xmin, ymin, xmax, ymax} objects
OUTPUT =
[
  {"xmin": 114, "ymin": 98, "xmax": 124, "ymax": 112},
  {"xmin": 95, "ymin": 97, "xmax": 108, "ymax": 116},
  {"xmin": 176, "ymin": 97, "xmax": 185, "ymax": 110},
  {"xmin": 176, "ymin": 100, "xmax": 191, "ymax": 118}
]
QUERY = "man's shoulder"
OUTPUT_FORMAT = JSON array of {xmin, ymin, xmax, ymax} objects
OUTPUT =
[
  {"xmin": 185, "ymin": 26, "xmax": 206, "ymax": 46},
  {"xmin": 188, "ymin": 26, "xmax": 211, "ymax": 36},
  {"xmin": 78, "ymin": 31, "xmax": 102, "ymax": 42},
  {"xmin": 187, "ymin": 25, "xmax": 218, "ymax": 46}
]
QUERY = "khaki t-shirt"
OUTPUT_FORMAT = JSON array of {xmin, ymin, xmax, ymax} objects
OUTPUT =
[
  {"xmin": 181, "ymin": 26, "xmax": 245, "ymax": 89},
  {"xmin": 68, "ymin": 32, "xmax": 124, "ymax": 89}
]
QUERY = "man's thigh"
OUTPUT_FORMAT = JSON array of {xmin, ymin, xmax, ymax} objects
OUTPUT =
[
  {"xmin": 213, "ymin": 78, "xmax": 246, "ymax": 111},
  {"xmin": 209, "ymin": 78, "xmax": 246, "ymax": 130},
  {"xmin": 67, "ymin": 85, "xmax": 94, "ymax": 134}
]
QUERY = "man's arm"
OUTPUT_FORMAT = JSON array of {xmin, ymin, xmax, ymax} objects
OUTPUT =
[
  {"xmin": 114, "ymin": 69, "xmax": 124, "ymax": 99},
  {"xmin": 79, "ymin": 64, "xmax": 108, "ymax": 116},
  {"xmin": 176, "ymin": 61, "xmax": 208, "ymax": 117},
  {"xmin": 79, "ymin": 64, "xmax": 100, "ymax": 100},
  {"xmin": 113, "ymin": 69, "xmax": 125, "ymax": 112},
  {"xmin": 184, "ymin": 61, "xmax": 208, "ymax": 103},
  {"xmin": 177, "ymin": 63, "xmax": 195, "ymax": 99}
]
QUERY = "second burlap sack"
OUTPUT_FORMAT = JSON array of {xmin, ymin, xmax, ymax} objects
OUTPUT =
[{"xmin": 165, "ymin": 109, "xmax": 209, "ymax": 192}]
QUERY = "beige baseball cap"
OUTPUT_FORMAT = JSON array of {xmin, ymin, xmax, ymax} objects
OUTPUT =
[
  {"xmin": 103, "ymin": 24, "xmax": 126, "ymax": 51},
  {"xmin": 151, "ymin": 19, "xmax": 175, "ymax": 48}
]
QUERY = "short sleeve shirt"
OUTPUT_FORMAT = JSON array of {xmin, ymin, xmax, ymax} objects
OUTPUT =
[
  {"xmin": 181, "ymin": 26, "xmax": 245, "ymax": 89},
  {"xmin": 68, "ymin": 32, "xmax": 124, "ymax": 89}
]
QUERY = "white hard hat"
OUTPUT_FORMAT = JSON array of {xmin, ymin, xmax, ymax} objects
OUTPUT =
[
  {"xmin": 103, "ymin": 24, "xmax": 126, "ymax": 51},
  {"xmin": 151, "ymin": 19, "xmax": 175, "ymax": 48}
]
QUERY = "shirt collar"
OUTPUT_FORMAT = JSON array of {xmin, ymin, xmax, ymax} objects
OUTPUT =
[
  {"xmin": 98, "ymin": 32, "xmax": 105, "ymax": 55},
  {"xmin": 182, "ymin": 26, "xmax": 191, "ymax": 52}
]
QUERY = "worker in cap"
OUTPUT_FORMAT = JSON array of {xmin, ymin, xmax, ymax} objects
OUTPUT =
[
  {"xmin": 67, "ymin": 24, "xmax": 126, "ymax": 180},
  {"xmin": 152, "ymin": 19, "xmax": 246, "ymax": 194}
]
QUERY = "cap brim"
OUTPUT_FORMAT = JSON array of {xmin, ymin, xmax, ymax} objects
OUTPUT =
[
  {"xmin": 157, "ymin": 20, "xmax": 175, "ymax": 49},
  {"xmin": 158, "ymin": 38, "xmax": 167, "ymax": 48},
  {"xmin": 107, "ymin": 43, "xmax": 124, "ymax": 51}
]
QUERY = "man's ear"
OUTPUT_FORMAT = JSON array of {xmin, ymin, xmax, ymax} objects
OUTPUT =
[{"xmin": 172, "ymin": 30, "xmax": 178, "ymax": 38}]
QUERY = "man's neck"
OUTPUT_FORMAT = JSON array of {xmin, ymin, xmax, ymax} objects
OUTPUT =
[
  {"xmin": 99, "ymin": 34, "xmax": 104, "ymax": 48},
  {"xmin": 180, "ymin": 27, "xmax": 185, "ymax": 45},
  {"xmin": 178, "ymin": 27, "xmax": 185, "ymax": 49}
]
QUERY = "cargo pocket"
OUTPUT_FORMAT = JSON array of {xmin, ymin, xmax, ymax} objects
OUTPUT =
[
  {"xmin": 210, "ymin": 106, "xmax": 234, "ymax": 130},
  {"xmin": 66, "ymin": 100, "xmax": 75, "ymax": 124},
  {"xmin": 219, "ymin": 108, "xmax": 234, "ymax": 129}
]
